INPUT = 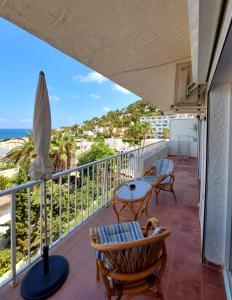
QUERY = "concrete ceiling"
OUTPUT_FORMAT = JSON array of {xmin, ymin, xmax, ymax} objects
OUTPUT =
[{"xmin": 0, "ymin": 0, "xmax": 190, "ymax": 110}]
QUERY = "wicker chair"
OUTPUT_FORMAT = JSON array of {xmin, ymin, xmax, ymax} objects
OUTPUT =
[
  {"xmin": 90, "ymin": 217, "xmax": 170, "ymax": 300},
  {"xmin": 140, "ymin": 158, "xmax": 177, "ymax": 205}
]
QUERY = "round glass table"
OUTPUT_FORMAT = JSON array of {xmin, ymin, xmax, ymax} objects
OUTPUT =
[{"xmin": 112, "ymin": 180, "xmax": 152, "ymax": 222}]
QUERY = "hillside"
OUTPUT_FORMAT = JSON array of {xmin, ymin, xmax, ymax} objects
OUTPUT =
[{"xmin": 71, "ymin": 99, "xmax": 162, "ymax": 132}]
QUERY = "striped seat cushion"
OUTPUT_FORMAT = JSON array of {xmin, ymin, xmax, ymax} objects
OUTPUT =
[
  {"xmin": 153, "ymin": 158, "xmax": 173, "ymax": 185},
  {"xmin": 97, "ymin": 221, "xmax": 144, "ymax": 244},
  {"xmin": 96, "ymin": 221, "xmax": 144, "ymax": 260}
]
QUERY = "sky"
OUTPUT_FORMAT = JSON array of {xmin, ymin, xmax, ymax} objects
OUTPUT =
[{"xmin": 0, "ymin": 18, "xmax": 139, "ymax": 129}]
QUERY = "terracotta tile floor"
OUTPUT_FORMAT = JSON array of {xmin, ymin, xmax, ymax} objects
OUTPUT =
[{"xmin": 0, "ymin": 157, "xmax": 227, "ymax": 299}]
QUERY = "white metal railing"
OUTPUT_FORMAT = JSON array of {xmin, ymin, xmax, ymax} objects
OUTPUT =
[{"xmin": 0, "ymin": 140, "xmax": 167, "ymax": 287}]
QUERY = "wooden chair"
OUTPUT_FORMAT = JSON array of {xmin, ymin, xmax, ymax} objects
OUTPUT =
[
  {"xmin": 90, "ymin": 217, "xmax": 170, "ymax": 300},
  {"xmin": 140, "ymin": 158, "xmax": 177, "ymax": 205}
]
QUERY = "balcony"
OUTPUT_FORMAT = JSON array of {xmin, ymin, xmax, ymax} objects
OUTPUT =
[{"xmin": 0, "ymin": 143, "xmax": 226, "ymax": 299}]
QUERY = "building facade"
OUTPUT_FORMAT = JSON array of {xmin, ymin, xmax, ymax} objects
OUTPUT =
[{"xmin": 140, "ymin": 116, "xmax": 170, "ymax": 136}]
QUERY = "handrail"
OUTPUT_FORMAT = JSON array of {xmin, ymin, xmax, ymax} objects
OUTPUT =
[{"xmin": 0, "ymin": 140, "xmax": 166, "ymax": 196}]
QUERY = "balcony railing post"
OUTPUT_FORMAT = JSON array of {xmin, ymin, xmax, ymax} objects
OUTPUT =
[
  {"xmin": 92, "ymin": 165, "xmax": 95, "ymax": 213},
  {"xmin": 27, "ymin": 188, "xmax": 31, "ymax": 263},
  {"xmin": 50, "ymin": 180, "xmax": 53, "ymax": 245},
  {"xmin": 59, "ymin": 176, "xmax": 62, "ymax": 238},
  {"xmin": 11, "ymin": 192, "xmax": 17, "ymax": 287},
  {"xmin": 81, "ymin": 169, "xmax": 84, "ymax": 221},
  {"xmin": 96, "ymin": 164, "xmax": 99, "ymax": 209},
  {"xmin": 39, "ymin": 184, "xmax": 43, "ymax": 254},
  {"xmin": 74, "ymin": 171, "xmax": 77, "ymax": 227},
  {"xmin": 67, "ymin": 174, "xmax": 70, "ymax": 231},
  {"xmin": 104, "ymin": 161, "xmax": 108, "ymax": 205},
  {"xmin": 87, "ymin": 167, "xmax": 90, "ymax": 217}
]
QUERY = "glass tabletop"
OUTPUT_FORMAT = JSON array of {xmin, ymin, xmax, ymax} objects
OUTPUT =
[{"xmin": 115, "ymin": 180, "xmax": 151, "ymax": 201}]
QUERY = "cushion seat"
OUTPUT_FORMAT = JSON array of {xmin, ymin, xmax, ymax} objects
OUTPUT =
[
  {"xmin": 96, "ymin": 221, "xmax": 144, "ymax": 260},
  {"xmin": 97, "ymin": 221, "xmax": 144, "ymax": 244},
  {"xmin": 139, "ymin": 175, "xmax": 171, "ymax": 185}
]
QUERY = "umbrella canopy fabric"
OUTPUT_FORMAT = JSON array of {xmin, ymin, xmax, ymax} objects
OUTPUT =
[{"xmin": 29, "ymin": 71, "xmax": 53, "ymax": 180}]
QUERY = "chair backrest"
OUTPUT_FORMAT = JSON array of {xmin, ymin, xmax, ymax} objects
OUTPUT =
[
  {"xmin": 91, "ymin": 229, "xmax": 170, "ymax": 274},
  {"xmin": 153, "ymin": 158, "xmax": 174, "ymax": 177}
]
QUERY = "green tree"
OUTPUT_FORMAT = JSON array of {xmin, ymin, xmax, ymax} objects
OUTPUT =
[
  {"xmin": 0, "ymin": 175, "xmax": 9, "ymax": 190},
  {"xmin": 50, "ymin": 131, "xmax": 77, "ymax": 172},
  {"xmin": 162, "ymin": 127, "xmax": 170, "ymax": 139},
  {"xmin": 78, "ymin": 142, "xmax": 115, "ymax": 165},
  {"xmin": 122, "ymin": 122, "xmax": 153, "ymax": 146},
  {"xmin": 3, "ymin": 131, "xmax": 77, "ymax": 173},
  {"xmin": 2, "ymin": 134, "xmax": 35, "ymax": 169},
  {"xmin": 0, "ymin": 249, "xmax": 24, "ymax": 277}
]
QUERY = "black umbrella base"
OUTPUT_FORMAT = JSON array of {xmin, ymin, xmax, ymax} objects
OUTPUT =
[{"xmin": 21, "ymin": 255, "xmax": 69, "ymax": 300}]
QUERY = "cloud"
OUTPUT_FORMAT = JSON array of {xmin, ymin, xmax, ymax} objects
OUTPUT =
[
  {"xmin": 19, "ymin": 118, "xmax": 32, "ymax": 123},
  {"xmin": 72, "ymin": 71, "xmax": 107, "ymax": 84},
  {"xmin": 49, "ymin": 95, "xmax": 59, "ymax": 101},
  {"xmin": 0, "ymin": 117, "xmax": 7, "ymax": 122},
  {"xmin": 90, "ymin": 94, "xmax": 101, "ymax": 99},
  {"xmin": 102, "ymin": 107, "xmax": 111, "ymax": 112},
  {"xmin": 112, "ymin": 83, "xmax": 131, "ymax": 94}
]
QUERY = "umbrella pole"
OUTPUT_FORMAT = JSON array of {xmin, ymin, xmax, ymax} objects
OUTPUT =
[
  {"xmin": 43, "ymin": 179, "xmax": 49, "ymax": 274},
  {"xmin": 21, "ymin": 178, "xmax": 69, "ymax": 300}
]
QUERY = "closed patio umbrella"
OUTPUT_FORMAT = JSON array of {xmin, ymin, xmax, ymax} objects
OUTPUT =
[{"xmin": 21, "ymin": 71, "xmax": 69, "ymax": 300}]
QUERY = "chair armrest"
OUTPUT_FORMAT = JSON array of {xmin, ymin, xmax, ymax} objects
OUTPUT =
[
  {"xmin": 143, "ymin": 166, "xmax": 156, "ymax": 176},
  {"xmin": 142, "ymin": 217, "xmax": 160, "ymax": 237},
  {"xmin": 89, "ymin": 227, "xmax": 100, "ymax": 245},
  {"xmin": 155, "ymin": 172, "xmax": 174, "ymax": 186}
]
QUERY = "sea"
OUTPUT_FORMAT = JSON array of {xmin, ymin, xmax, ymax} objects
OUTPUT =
[{"xmin": 0, "ymin": 129, "xmax": 31, "ymax": 140}]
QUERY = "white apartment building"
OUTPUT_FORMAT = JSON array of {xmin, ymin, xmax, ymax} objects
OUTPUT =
[
  {"xmin": 140, "ymin": 114, "xmax": 195, "ymax": 137},
  {"xmin": 140, "ymin": 116, "xmax": 170, "ymax": 136}
]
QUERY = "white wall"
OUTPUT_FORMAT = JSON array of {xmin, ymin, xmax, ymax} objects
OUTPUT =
[
  {"xmin": 205, "ymin": 83, "xmax": 232, "ymax": 264},
  {"xmin": 198, "ymin": 117, "xmax": 207, "ymax": 247},
  {"xmin": 136, "ymin": 143, "xmax": 169, "ymax": 177},
  {"xmin": 168, "ymin": 118, "xmax": 198, "ymax": 157}
]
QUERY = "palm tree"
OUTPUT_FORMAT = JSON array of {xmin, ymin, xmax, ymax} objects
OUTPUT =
[
  {"xmin": 2, "ymin": 134, "xmax": 35, "ymax": 169},
  {"xmin": 2, "ymin": 131, "xmax": 77, "ymax": 173},
  {"xmin": 50, "ymin": 131, "xmax": 76, "ymax": 172}
]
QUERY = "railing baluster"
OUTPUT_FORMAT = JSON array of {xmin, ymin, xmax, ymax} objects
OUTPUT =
[
  {"xmin": 67, "ymin": 173, "xmax": 70, "ymax": 232},
  {"xmin": 131, "ymin": 155, "xmax": 136, "ymax": 178},
  {"xmin": 117, "ymin": 157, "xmax": 119, "ymax": 187},
  {"xmin": 92, "ymin": 165, "xmax": 94, "ymax": 213},
  {"xmin": 101, "ymin": 163, "xmax": 104, "ymax": 207},
  {"xmin": 59, "ymin": 176, "xmax": 62, "ymax": 238},
  {"xmin": 97, "ymin": 163, "xmax": 99, "ymax": 209},
  {"xmin": 39, "ymin": 184, "xmax": 43, "ymax": 253},
  {"xmin": 27, "ymin": 188, "xmax": 31, "ymax": 263},
  {"xmin": 104, "ymin": 161, "xmax": 108, "ymax": 205},
  {"xmin": 50, "ymin": 180, "xmax": 53, "ymax": 245},
  {"xmin": 122, "ymin": 155, "xmax": 124, "ymax": 183},
  {"xmin": 110, "ymin": 159, "xmax": 112, "ymax": 200},
  {"xmin": 127, "ymin": 154, "xmax": 129, "ymax": 180},
  {"xmin": 119, "ymin": 155, "xmax": 122, "ymax": 185},
  {"xmin": 11, "ymin": 192, "xmax": 17, "ymax": 287},
  {"xmin": 74, "ymin": 171, "xmax": 77, "ymax": 227},
  {"xmin": 87, "ymin": 167, "xmax": 89, "ymax": 217},
  {"xmin": 81, "ymin": 169, "xmax": 84, "ymax": 221},
  {"xmin": 114, "ymin": 159, "xmax": 116, "ymax": 188}
]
